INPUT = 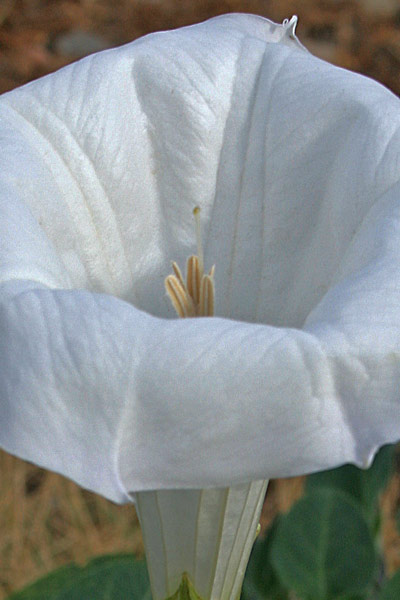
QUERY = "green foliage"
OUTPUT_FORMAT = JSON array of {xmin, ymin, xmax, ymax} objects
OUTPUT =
[
  {"xmin": 379, "ymin": 569, "xmax": 400, "ymax": 599},
  {"xmin": 270, "ymin": 489, "xmax": 376, "ymax": 600},
  {"xmin": 6, "ymin": 565, "xmax": 81, "ymax": 600},
  {"xmin": 242, "ymin": 519, "xmax": 288, "ymax": 600},
  {"xmin": 306, "ymin": 445, "xmax": 395, "ymax": 528},
  {"xmin": 7, "ymin": 554, "xmax": 150, "ymax": 600}
]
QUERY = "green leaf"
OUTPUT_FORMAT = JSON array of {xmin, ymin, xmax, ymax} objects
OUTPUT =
[
  {"xmin": 379, "ymin": 570, "xmax": 400, "ymax": 600},
  {"xmin": 306, "ymin": 445, "xmax": 395, "ymax": 526},
  {"xmin": 6, "ymin": 565, "xmax": 81, "ymax": 600},
  {"xmin": 242, "ymin": 519, "xmax": 288, "ymax": 600},
  {"xmin": 7, "ymin": 554, "xmax": 151, "ymax": 600},
  {"xmin": 270, "ymin": 489, "xmax": 376, "ymax": 600}
]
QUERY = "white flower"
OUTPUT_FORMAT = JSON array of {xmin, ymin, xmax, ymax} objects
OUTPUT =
[{"xmin": 1, "ymin": 12, "xmax": 400, "ymax": 600}]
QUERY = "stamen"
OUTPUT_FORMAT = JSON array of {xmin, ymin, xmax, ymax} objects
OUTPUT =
[
  {"xmin": 199, "ymin": 274, "xmax": 214, "ymax": 317},
  {"xmin": 165, "ymin": 206, "xmax": 215, "ymax": 318},
  {"xmin": 172, "ymin": 261, "xmax": 186, "ymax": 289},
  {"xmin": 187, "ymin": 255, "xmax": 201, "ymax": 306},
  {"xmin": 165, "ymin": 275, "xmax": 195, "ymax": 318}
]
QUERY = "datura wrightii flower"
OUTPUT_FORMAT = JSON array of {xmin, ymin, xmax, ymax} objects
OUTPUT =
[{"xmin": 1, "ymin": 12, "xmax": 400, "ymax": 600}]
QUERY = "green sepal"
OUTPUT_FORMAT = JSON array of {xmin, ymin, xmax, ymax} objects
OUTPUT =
[{"xmin": 166, "ymin": 573, "xmax": 204, "ymax": 600}]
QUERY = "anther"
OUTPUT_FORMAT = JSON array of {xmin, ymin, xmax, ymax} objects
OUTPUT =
[{"xmin": 165, "ymin": 206, "xmax": 215, "ymax": 318}]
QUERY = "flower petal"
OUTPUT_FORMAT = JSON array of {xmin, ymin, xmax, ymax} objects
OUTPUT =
[
  {"xmin": 0, "ymin": 14, "xmax": 400, "ymax": 503},
  {"xmin": 0, "ymin": 285, "xmax": 150, "ymax": 502}
]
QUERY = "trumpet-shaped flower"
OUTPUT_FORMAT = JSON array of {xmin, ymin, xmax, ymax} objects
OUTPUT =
[{"xmin": 1, "ymin": 12, "xmax": 400, "ymax": 600}]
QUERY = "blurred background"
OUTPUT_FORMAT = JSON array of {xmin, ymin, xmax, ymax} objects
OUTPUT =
[
  {"xmin": 1, "ymin": 0, "xmax": 400, "ymax": 95},
  {"xmin": 1, "ymin": 0, "xmax": 400, "ymax": 597}
]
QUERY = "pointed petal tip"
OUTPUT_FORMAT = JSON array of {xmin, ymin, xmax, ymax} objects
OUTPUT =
[
  {"xmin": 282, "ymin": 15, "xmax": 298, "ymax": 39},
  {"xmin": 360, "ymin": 446, "xmax": 379, "ymax": 470}
]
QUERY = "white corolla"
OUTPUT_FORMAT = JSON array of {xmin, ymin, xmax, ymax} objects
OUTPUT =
[{"xmin": 1, "ymin": 13, "xmax": 400, "ymax": 600}]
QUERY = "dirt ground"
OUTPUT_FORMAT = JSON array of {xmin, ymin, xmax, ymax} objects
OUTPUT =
[
  {"xmin": 1, "ymin": 0, "xmax": 400, "ymax": 597},
  {"xmin": 1, "ymin": 1, "xmax": 400, "ymax": 96}
]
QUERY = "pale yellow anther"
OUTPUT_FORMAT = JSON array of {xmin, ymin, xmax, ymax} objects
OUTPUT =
[
  {"xmin": 165, "ymin": 206, "xmax": 215, "ymax": 318},
  {"xmin": 187, "ymin": 255, "xmax": 201, "ymax": 306},
  {"xmin": 165, "ymin": 275, "xmax": 195, "ymax": 318},
  {"xmin": 199, "ymin": 274, "xmax": 214, "ymax": 317},
  {"xmin": 172, "ymin": 262, "xmax": 186, "ymax": 289}
]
